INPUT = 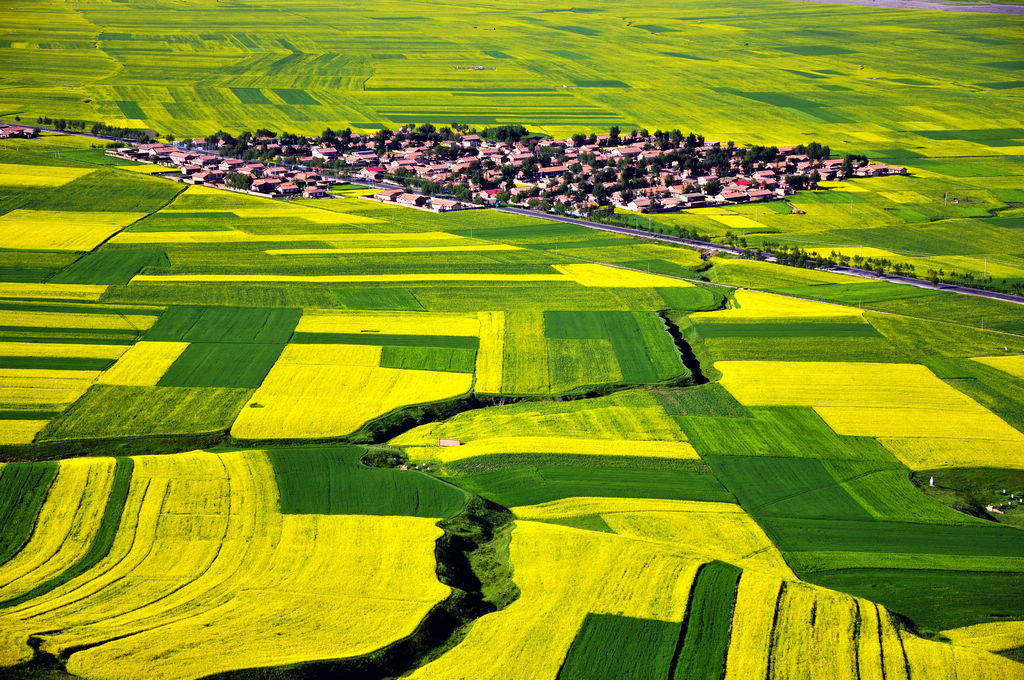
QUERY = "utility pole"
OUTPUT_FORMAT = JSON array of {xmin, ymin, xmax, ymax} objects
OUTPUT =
[
  {"xmin": 850, "ymin": 199, "xmax": 853, "ymax": 216},
  {"xmin": 944, "ymin": 191, "xmax": 947, "ymax": 207}
]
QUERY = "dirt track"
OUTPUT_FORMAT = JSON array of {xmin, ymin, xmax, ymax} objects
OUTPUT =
[{"xmin": 787, "ymin": 0, "xmax": 1024, "ymax": 13}]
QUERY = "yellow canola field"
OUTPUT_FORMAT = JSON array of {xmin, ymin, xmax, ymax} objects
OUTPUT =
[
  {"xmin": 405, "ymin": 436, "xmax": 699, "ymax": 463},
  {"xmin": 941, "ymin": 621, "xmax": 1024, "ymax": 655},
  {"xmin": 408, "ymin": 521, "xmax": 701, "ymax": 680},
  {"xmin": 265, "ymin": 244, "xmax": 521, "ymax": 255},
  {"xmin": 97, "ymin": 341, "xmax": 189, "ymax": 386},
  {"xmin": 231, "ymin": 344, "xmax": 471, "ymax": 439},
  {"xmin": 692, "ymin": 289, "xmax": 863, "ymax": 321},
  {"xmin": 806, "ymin": 246, "xmax": 901, "ymax": 260},
  {"xmin": 725, "ymin": 572, "xmax": 1017, "ymax": 680},
  {"xmin": 710, "ymin": 257, "xmax": 869, "ymax": 286},
  {"xmin": 718, "ymin": 360, "xmax": 1024, "ymax": 456},
  {"xmin": 391, "ymin": 390, "xmax": 687, "ymax": 447},
  {"xmin": 0, "ymin": 368, "xmax": 100, "ymax": 409},
  {"xmin": 131, "ymin": 273, "xmax": 567, "ymax": 284},
  {"xmin": 709, "ymin": 214, "xmax": 765, "ymax": 232},
  {"xmin": 231, "ymin": 206, "xmax": 376, "ymax": 224},
  {"xmin": 0, "ymin": 450, "xmax": 450, "ymax": 680},
  {"xmin": 0, "ymin": 420, "xmax": 48, "ymax": 445},
  {"xmin": 972, "ymin": 355, "xmax": 1024, "ymax": 381},
  {"xmin": 880, "ymin": 438, "xmax": 1024, "ymax": 471},
  {"xmin": 0, "ymin": 458, "xmax": 115, "ymax": 603},
  {"xmin": 474, "ymin": 311, "xmax": 505, "ymax": 394},
  {"xmin": 407, "ymin": 520, "xmax": 1012, "ymax": 680},
  {"xmin": 0, "ymin": 164, "xmax": 93, "ymax": 187},
  {"xmin": 0, "ymin": 309, "xmax": 157, "ymax": 331},
  {"xmin": 113, "ymin": 230, "xmax": 458, "ymax": 244},
  {"xmin": 513, "ymin": 497, "xmax": 793, "ymax": 577},
  {"xmin": 296, "ymin": 310, "xmax": 480, "ymax": 336},
  {"xmin": 900, "ymin": 631, "xmax": 1024, "ymax": 680},
  {"xmin": 0, "ymin": 342, "xmax": 127, "ymax": 360},
  {"xmin": 555, "ymin": 263, "xmax": 694, "ymax": 287},
  {"xmin": 0, "ymin": 210, "xmax": 146, "ymax": 251},
  {"xmin": 0, "ymin": 283, "xmax": 108, "ymax": 301}
]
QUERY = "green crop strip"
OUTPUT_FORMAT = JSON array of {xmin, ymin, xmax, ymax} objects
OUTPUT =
[
  {"xmin": 0, "ymin": 461, "xmax": 59, "ymax": 567},
  {"xmin": 558, "ymin": 613, "xmax": 681, "ymax": 680},
  {"xmin": 671, "ymin": 561, "xmax": 742, "ymax": 680},
  {"xmin": 268, "ymin": 445, "xmax": 467, "ymax": 519}
]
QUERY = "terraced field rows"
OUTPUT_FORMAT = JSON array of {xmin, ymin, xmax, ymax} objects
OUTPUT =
[{"xmin": 0, "ymin": 450, "xmax": 451, "ymax": 680}]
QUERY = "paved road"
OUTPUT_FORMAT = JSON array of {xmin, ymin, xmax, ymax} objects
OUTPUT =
[{"xmin": 494, "ymin": 207, "xmax": 1024, "ymax": 307}]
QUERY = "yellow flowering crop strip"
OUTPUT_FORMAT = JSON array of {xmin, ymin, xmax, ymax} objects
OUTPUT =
[
  {"xmin": 0, "ymin": 420, "xmax": 49, "ymax": 445},
  {"xmin": 405, "ymin": 436, "xmax": 699, "ymax": 463},
  {"xmin": 0, "ymin": 164, "xmax": 94, "ymax": 187},
  {"xmin": 296, "ymin": 311, "xmax": 480, "ymax": 336},
  {"xmin": 0, "ymin": 310, "xmax": 157, "ymax": 331},
  {"xmin": 971, "ymin": 355, "xmax": 1024, "ymax": 381},
  {"xmin": 474, "ymin": 311, "xmax": 505, "ymax": 394},
  {"xmin": 709, "ymin": 214, "xmax": 764, "ymax": 232},
  {"xmin": 555, "ymin": 263, "xmax": 694, "ymax": 288},
  {"xmin": 769, "ymin": 582, "xmax": 864, "ymax": 679},
  {"xmin": 131, "ymin": 273, "xmax": 568, "ymax": 284},
  {"xmin": 112, "ymin": 230, "xmax": 458, "ymax": 244},
  {"xmin": 231, "ymin": 344, "xmax": 471, "ymax": 439},
  {"xmin": 0, "ymin": 342, "xmax": 127, "ymax": 360},
  {"xmin": 0, "ymin": 369, "xmax": 101, "ymax": 408},
  {"xmin": 512, "ymin": 497, "xmax": 793, "ymax": 578},
  {"xmin": 265, "ymin": 244, "xmax": 521, "ymax": 255},
  {"xmin": 97, "ymin": 341, "xmax": 189, "ymax": 386},
  {"xmin": 391, "ymin": 389, "xmax": 687, "ymax": 447},
  {"xmin": 0, "ymin": 210, "xmax": 147, "ymax": 251},
  {"xmin": 900, "ymin": 628, "xmax": 1024, "ymax": 680},
  {"xmin": 723, "ymin": 571, "xmax": 781, "ymax": 680},
  {"xmin": 1, "ymin": 451, "xmax": 450, "ymax": 680},
  {"xmin": 230, "ymin": 205, "xmax": 376, "ymax": 224},
  {"xmin": 692, "ymin": 289, "xmax": 863, "ymax": 321},
  {"xmin": 710, "ymin": 258, "xmax": 868, "ymax": 286},
  {"xmin": 0, "ymin": 283, "xmax": 108, "ymax": 301},
  {"xmin": 941, "ymin": 621, "xmax": 1024, "ymax": 655}
]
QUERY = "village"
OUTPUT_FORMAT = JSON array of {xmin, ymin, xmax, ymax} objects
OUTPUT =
[{"xmin": 105, "ymin": 124, "xmax": 907, "ymax": 215}]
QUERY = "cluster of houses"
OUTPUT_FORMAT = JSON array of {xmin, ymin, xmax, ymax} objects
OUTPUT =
[
  {"xmin": 106, "ymin": 143, "xmax": 338, "ymax": 199},
  {"xmin": 368, "ymin": 189, "xmax": 476, "ymax": 213},
  {"xmin": 0, "ymin": 124, "xmax": 37, "ymax": 140},
  {"xmin": 298, "ymin": 129, "xmax": 905, "ymax": 213},
  {"xmin": 106, "ymin": 126, "xmax": 904, "ymax": 213}
]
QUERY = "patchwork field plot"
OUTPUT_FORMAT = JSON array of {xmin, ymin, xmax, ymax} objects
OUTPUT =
[
  {"xmin": 717, "ymin": 360, "xmax": 1024, "ymax": 469},
  {"xmin": 1, "ymin": 130, "xmax": 1023, "ymax": 678},
  {"xmin": 231, "ymin": 344, "xmax": 473, "ymax": 439},
  {"xmin": 0, "ymin": 450, "xmax": 451, "ymax": 679},
  {"xmin": 1, "ymin": 0, "xmax": 1021, "ymax": 161}
]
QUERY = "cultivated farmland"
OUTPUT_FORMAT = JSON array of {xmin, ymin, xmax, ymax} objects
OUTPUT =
[{"xmin": 0, "ymin": 0, "xmax": 1023, "ymax": 673}]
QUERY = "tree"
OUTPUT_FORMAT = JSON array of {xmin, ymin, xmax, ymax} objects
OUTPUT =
[
  {"xmin": 703, "ymin": 178, "xmax": 721, "ymax": 196},
  {"xmin": 225, "ymin": 173, "xmax": 252, "ymax": 190}
]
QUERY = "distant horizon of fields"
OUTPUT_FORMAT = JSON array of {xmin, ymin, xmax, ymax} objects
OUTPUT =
[
  {"xmin": 1, "ymin": 1, "xmax": 1023, "ymax": 677},
  {"xmin": 1, "ymin": 0, "xmax": 1023, "ymax": 159}
]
